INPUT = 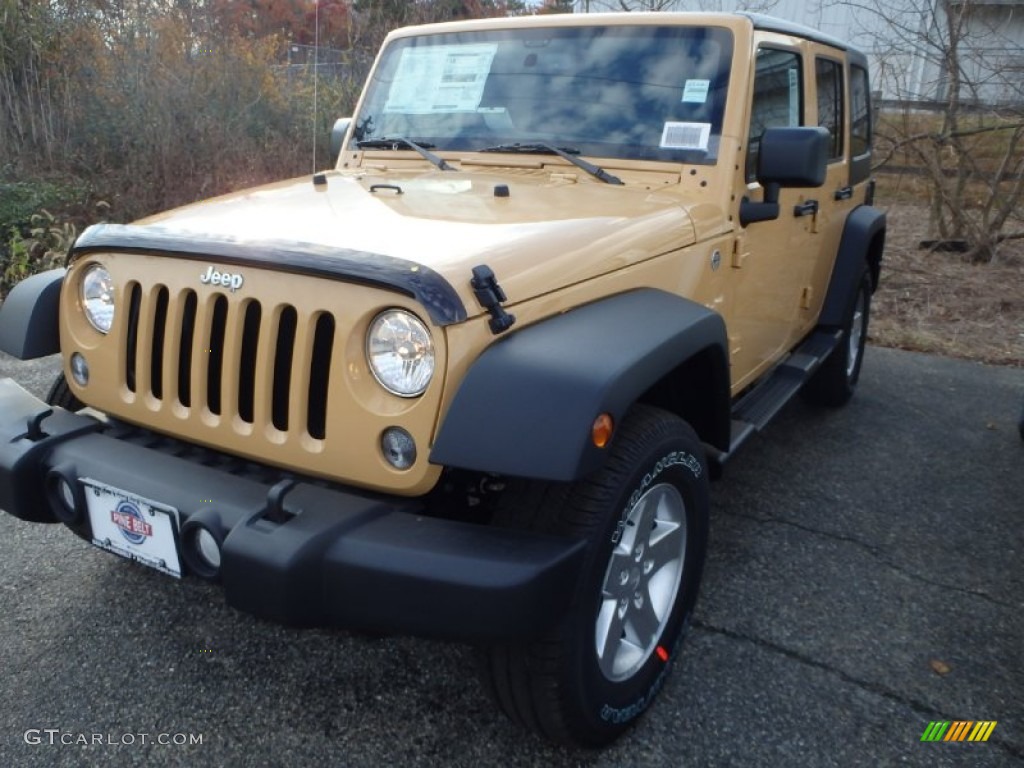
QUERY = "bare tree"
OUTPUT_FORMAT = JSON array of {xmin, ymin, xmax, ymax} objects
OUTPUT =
[
  {"xmin": 615, "ymin": 0, "xmax": 677, "ymax": 11},
  {"xmin": 826, "ymin": 0, "xmax": 1024, "ymax": 262}
]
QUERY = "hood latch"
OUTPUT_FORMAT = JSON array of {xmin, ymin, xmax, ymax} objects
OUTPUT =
[{"xmin": 471, "ymin": 265, "xmax": 516, "ymax": 335}]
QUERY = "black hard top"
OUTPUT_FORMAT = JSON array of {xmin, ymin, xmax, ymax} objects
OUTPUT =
[{"xmin": 741, "ymin": 11, "xmax": 869, "ymax": 66}]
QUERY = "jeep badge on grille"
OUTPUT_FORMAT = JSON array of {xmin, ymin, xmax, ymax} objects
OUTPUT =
[{"xmin": 200, "ymin": 265, "xmax": 244, "ymax": 292}]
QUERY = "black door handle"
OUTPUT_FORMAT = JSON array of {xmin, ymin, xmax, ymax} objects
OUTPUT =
[
  {"xmin": 794, "ymin": 200, "xmax": 819, "ymax": 217},
  {"xmin": 834, "ymin": 186, "xmax": 853, "ymax": 201}
]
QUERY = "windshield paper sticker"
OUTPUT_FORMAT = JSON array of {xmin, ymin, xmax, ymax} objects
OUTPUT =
[
  {"xmin": 660, "ymin": 122, "xmax": 711, "ymax": 150},
  {"xmin": 681, "ymin": 79, "xmax": 711, "ymax": 103},
  {"xmin": 385, "ymin": 44, "xmax": 497, "ymax": 114}
]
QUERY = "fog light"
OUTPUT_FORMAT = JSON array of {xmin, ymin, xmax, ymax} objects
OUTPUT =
[
  {"xmin": 381, "ymin": 427, "xmax": 417, "ymax": 470},
  {"xmin": 46, "ymin": 467, "xmax": 83, "ymax": 525},
  {"xmin": 58, "ymin": 478, "xmax": 75, "ymax": 511},
  {"xmin": 70, "ymin": 353, "xmax": 89, "ymax": 387},
  {"xmin": 195, "ymin": 528, "xmax": 221, "ymax": 570},
  {"xmin": 181, "ymin": 518, "xmax": 225, "ymax": 581}
]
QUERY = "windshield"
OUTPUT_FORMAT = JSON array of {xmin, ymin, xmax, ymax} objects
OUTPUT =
[{"xmin": 351, "ymin": 24, "xmax": 734, "ymax": 165}]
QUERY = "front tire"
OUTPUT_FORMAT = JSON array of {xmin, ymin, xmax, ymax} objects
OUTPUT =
[{"xmin": 479, "ymin": 405, "xmax": 709, "ymax": 747}]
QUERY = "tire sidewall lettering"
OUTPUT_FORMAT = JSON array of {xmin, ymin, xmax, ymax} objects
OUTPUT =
[
  {"xmin": 611, "ymin": 450, "xmax": 702, "ymax": 545},
  {"xmin": 598, "ymin": 628, "xmax": 686, "ymax": 724}
]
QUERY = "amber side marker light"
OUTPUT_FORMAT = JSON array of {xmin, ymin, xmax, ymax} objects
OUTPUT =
[{"xmin": 592, "ymin": 413, "xmax": 614, "ymax": 448}]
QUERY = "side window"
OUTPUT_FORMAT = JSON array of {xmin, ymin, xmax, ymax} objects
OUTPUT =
[
  {"xmin": 850, "ymin": 63, "xmax": 871, "ymax": 158},
  {"xmin": 815, "ymin": 57, "xmax": 844, "ymax": 161},
  {"xmin": 746, "ymin": 48, "xmax": 803, "ymax": 181}
]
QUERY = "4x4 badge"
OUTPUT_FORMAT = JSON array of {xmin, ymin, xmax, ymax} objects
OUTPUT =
[{"xmin": 200, "ymin": 265, "xmax": 244, "ymax": 292}]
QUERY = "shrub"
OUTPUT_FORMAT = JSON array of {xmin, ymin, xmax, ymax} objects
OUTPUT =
[{"xmin": 1, "ymin": 209, "xmax": 76, "ymax": 298}]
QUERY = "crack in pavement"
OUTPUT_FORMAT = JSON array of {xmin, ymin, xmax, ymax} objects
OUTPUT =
[
  {"xmin": 716, "ymin": 507, "xmax": 1017, "ymax": 610},
  {"xmin": 692, "ymin": 619, "xmax": 1024, "ymax": 761}
]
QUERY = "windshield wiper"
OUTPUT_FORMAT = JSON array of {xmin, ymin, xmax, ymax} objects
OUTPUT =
[
  {"xmin": 356, "ymin": 137, "xmax": 454, "ymax": 171},
  {"xmin": 478, "ymin": 142, "xmax": 623, "ymax": 185}
]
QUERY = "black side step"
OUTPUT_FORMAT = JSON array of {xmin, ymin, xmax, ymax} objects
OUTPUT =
[{"xmin": 709, "ymin": 329, "xmax": 841, "ymax": 466}]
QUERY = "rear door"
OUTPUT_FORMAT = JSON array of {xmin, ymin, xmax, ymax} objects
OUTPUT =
[{"xmin": 795, "ymin": 45, "xmax": 858, "ymax": 336}]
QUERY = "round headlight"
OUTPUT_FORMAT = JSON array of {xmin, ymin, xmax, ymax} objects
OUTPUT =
[
  {"xmin": 366, "ymin": 310, "xmax": 435, "ymax": 397},
  {"xmin": 81, "ymin": 264, "xmax": 115, "ymax": 334}
]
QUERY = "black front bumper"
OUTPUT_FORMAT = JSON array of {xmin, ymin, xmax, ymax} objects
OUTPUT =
[{"xmin": 0, "ymin": 378, "xmax": 586, "ymax": 641}]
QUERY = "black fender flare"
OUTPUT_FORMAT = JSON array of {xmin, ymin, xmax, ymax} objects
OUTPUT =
[
  {"xmin": 0, "ymin": 268, "xmax": 65, "ymax": 359},
  {"xmin": 430, "ymin": 289, "xmax": 730, "ymax": 481},
  {"xmin": 819, "ymin": 205, "xmax": 886, "ymax": 327}
]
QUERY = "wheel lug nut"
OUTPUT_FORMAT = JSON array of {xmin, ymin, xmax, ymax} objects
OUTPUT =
[{"xmin": 619, "ymin": 570, "xmax": 629, "ymax": 585}]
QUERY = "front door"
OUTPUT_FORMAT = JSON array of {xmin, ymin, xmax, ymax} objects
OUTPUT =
[{"xmin": 728, "ymin": 44, "xmax": 821, "ymax": 392}]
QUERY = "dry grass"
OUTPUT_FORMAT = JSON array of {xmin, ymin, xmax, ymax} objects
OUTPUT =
[{"xmin": 870, "ymin": 182, "xmax": 1024, "ymax": 367}]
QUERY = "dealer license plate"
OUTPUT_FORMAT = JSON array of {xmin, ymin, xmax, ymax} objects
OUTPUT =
[{"xmin": 83, "ymin": 479, "xmax": 182, "ymax": 578}]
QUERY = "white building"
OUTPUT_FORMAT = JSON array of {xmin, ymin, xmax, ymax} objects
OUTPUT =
[{"xmin": 574, "ymin": 0, "xmax": 1024, "ymax": 107}]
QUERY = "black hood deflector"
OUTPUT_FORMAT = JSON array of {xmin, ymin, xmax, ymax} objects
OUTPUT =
[{"xmin": 71, "ymin": 224, "xmax": 467, "ymax": 326}]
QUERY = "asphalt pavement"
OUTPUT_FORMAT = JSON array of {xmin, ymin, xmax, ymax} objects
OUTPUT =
[{"xmin": 0, "ymin": 346, "xmax": 1021, "ymax": 767}]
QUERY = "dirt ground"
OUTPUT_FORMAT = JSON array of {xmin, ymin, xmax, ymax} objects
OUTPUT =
[{"xmin": 869, "ymin": 192, "xmax": 1024, "ymax": 367}]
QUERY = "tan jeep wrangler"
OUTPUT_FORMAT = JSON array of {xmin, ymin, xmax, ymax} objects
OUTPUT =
[{"xmin": 0, "ymin": 12, "xmax": 884, "ymax": 747}]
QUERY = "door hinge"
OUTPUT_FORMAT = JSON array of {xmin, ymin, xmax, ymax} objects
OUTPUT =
[
  {"xmin": 731, "ymin": 238, "xmax": 749, "ymax": 269},
  {"xmin": 800, "ymin": 286, "xmax": 813, "ymax": 310}
]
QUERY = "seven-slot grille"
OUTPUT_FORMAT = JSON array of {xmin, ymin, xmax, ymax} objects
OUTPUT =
[{"xmin": 123, "ymin": 282, "xmax": 336, "ymax": 440}]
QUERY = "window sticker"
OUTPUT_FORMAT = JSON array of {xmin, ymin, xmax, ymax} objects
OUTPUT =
[
  {"xmin": 681, "ymin": 79, "xmax": 711, "ymax": 103},
  {"xmin": 660, "ymin": 122, "xmax": 711, "ymax": 150},
  {"xmin": 385, "ymin": 44, "xmax": 497, "ymax": 114}
]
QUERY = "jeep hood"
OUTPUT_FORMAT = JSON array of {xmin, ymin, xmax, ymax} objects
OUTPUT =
[{"xmin": 126, "ymin": 168, "xmax": 698, "ymax": 320}]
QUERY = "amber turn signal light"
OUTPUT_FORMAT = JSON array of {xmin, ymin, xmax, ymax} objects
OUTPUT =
[{"xmin": 591, "ymin": 413, "xmax": 614, "ymax": 448}]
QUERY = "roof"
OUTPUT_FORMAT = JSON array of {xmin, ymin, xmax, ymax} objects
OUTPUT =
[
  {"xmin": 741, "ymin": 12, "xmax": 850, "ymax": 51},
  {"xmin": 741, "ymin": 12, "xmax": 870, "ymax": 67}
]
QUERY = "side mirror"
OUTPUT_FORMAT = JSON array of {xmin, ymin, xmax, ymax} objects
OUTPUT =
[
  {"xmin": 740, "ymin": 126, "xmax": 830, "ymax": 226},
  {"xmin": 331, "ymin": 117, "xmax": 353, "ymax": 162}
]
